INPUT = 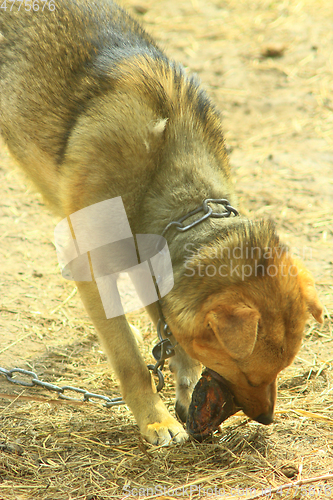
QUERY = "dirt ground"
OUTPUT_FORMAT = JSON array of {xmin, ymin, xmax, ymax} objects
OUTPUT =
[{"xmin": 0, "ymin": 0, "xmax": 332, "ymax": 499}]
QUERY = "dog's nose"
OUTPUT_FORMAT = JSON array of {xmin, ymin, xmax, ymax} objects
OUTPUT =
[{"xmin": 255, "ymin": 412, "xmax": 274, "ymax": 425}]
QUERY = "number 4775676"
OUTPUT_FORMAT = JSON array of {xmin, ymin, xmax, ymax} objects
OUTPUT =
[{"xmin": 0, "ymin": 0, "xmax": 56, "ymax": 11}]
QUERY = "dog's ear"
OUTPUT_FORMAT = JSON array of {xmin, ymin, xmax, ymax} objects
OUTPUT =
[
  {"xmin": 303, "ymin": 283, "xmax": 324, "ymax": 323},
  {"xmin": 205, "ymin": 303, "xmax": 260, "ymax": 361},
  {"xmin": 293, "ymin": 258, "xmax": 324, "ymax": 324}
]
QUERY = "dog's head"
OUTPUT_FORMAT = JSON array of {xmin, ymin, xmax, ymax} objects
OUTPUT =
[
  {"xmin": 190, "ymin": 272, "xmax": 322, "ymax": 423},
  {"xmin": 165, "ymin": 221, "xmax": 324, "ymax": 424}
]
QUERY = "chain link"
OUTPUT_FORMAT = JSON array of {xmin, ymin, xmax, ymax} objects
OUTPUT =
[
  {"xmin": 0, "ymin": 320, "xmax": 175, "ymax": 405},
  {"xmin": 0, "ymin": 367, "xmax": 126, "ymax": 407},
  {"xmin": 161, "ymin": 198, "xmax": 239, "ymax": 237},
  {"xmin": 0, "ymin": 319, "xmax": 174, "ymax": 404},
  {"xmin": 0, "ymin": 354, "xmax": 169, "ymax": 407}
]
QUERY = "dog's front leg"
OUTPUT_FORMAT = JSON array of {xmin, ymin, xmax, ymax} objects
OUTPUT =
[
  {"xmin": 145, "ymin": 303, "xmax": 202, "ymax": 423},
  {"xmin": 169, "ymin": 345, "xmax": 202, "ymax": 423},
  {"xmin": 76, "ymin": 280, "xmax": 188, "ymax": 445}
]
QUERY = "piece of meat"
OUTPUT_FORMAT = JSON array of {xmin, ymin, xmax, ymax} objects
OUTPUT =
[{"xmin": 186, "ymin": 370, "xmax": 237, "ymax": 440}]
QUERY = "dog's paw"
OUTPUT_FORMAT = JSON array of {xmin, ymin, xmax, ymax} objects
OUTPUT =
[
  {"xmin": 132, "ymin": 395, "xmax": 188, "ymax": 446},
  {"xmin": 143, "ymin": 416, "xmax": 188, "ymax": 446}
]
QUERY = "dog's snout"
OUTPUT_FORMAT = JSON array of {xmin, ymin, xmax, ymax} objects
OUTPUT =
[{"xmin": 255, "ymin": 412, "xmax": 274, "ymax": 425}]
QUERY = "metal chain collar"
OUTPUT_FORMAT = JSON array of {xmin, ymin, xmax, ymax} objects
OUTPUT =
[
  {"xmin": 0, "ymin": 199, "xmax": 238, "ymax": 406},
  {"xmin": 150, "ymin": 198, "xmax": 239, "ymax": 389},
  {"xmin": 161, "ymin": 198, "xmax": 239, "ymax": 237},
  {"xmin": 147, "ymin": 317, "xmax": 176, "ymax": 392}
]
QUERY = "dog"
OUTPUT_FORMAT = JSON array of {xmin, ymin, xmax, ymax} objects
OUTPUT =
[{"xmin": 0, "ymin": 0, "xmax": 323, "ymax": 445}]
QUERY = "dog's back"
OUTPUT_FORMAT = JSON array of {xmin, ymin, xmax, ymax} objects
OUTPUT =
[
  {"xmin": 0, "ymin": 0, "xmax": 230, "ymax": 217},
  {"xmin": 0, "ymin": 1, "xmax": 164, "ymax": 204},
  {"xmin": 0, "ymin": 0, "xmax": 163, "ymax": 141}
]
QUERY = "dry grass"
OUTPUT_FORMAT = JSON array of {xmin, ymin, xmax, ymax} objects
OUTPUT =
[
  {"xmin": 0, "ymin": 317, "xmax": 332, "ymax": 499},
  {"xmin": 0, "ymin": 0, "xmax": 332, "ymax": 498}
]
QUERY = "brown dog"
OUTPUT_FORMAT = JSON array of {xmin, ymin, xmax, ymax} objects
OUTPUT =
[{"xmin": 0, "ymin": 0, "xmax": 323, "ymax": 445}]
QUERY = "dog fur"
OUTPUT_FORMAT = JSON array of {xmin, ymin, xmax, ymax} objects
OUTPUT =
[{"xmin": 0, "ymin": 0, "xmax": 323, "ymax": 445}]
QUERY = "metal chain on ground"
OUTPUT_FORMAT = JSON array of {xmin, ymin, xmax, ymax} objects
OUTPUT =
[
  {"xmin": 0, "ymin": 331, "xmax": 172, "ymax": 407},
  {"xmin": 0, "ymin": 318, "xmax": 174, "ymax": 405},
  {"xmin": 0, "ymin": 367, "xmax": 126, "ymax": 408},
  {"xmin": 0, "ymin": 316, "xmax": 176, "ymax": 405}
]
